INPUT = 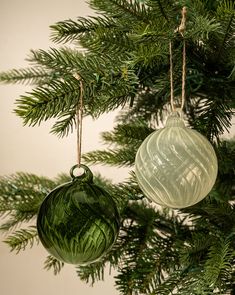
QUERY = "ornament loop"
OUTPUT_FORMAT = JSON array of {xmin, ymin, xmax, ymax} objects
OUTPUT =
[{"xmin": 70, "ymin": 164, "xmax": 93, "ymax": 182}]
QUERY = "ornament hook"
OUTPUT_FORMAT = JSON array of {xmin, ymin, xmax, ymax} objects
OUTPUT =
[{"xmin": 70, "ymin": 164, "xmax": 93, "ymax": 182}]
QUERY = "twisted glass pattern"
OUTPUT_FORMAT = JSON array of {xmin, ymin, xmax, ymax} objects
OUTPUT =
[{"xmin": 135, "ymin": 113, "xmax": 218, "ymax": 209}]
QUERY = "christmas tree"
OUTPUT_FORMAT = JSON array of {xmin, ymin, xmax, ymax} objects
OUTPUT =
[{"xmin": 0, "ymin": 0, "xmax": 235, "ymax": 294}]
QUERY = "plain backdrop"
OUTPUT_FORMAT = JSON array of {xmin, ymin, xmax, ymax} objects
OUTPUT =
[{"xmin": 0, "ymin": 1, "xmax": 128, "ymax": 294}]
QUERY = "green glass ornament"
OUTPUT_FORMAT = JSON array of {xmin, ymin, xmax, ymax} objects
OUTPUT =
[
  {"xmin": 135, "ymin": 112, "xmax": 218, "ymax": 209},
  {"xmin": 37, "ymin": 164, "xmax": 120, "ymax": 265}
]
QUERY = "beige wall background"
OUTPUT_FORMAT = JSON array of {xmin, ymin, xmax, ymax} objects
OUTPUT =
[{"xmin": 0, "ymin": 0, "xmax": 128, "ymax": 294}]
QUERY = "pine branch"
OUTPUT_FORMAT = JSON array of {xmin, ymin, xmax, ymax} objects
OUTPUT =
[
  {"xmin": 77, "ymin": 260, "xmax": 106, "ymax": 284},
  {"xmin": 216, "ymin": 140, "xmax": 235, "ymax": 197},
  {"xmin": 24, "ymin": 48, "xmax": 139, "ymax": 124},
  {"xmin": 132, "ymin": 39, "xmax": 168, "ymax": 68},
  {"xmin": 50, "ymin": 16, "xmax": 129, "ymax": 44},
  {"xmin": 204, "ymin": 238, "xmax": 233, "ymax": 287},
  {"xmin": 152, "ymin": 269, "xmax": 210, "ymax": 295},
  {"xmin": 98, "ymin": 173, "xmax": 143, "ymax": 213},
  {"xmin": 0, "ymin": 67, "xmax": 51, "ymax": 85},
  {"xmin": 188, "ymin": 15, "xmax": 220, "ymax": 42},
  {"xmin": 80, "ymin": 27, "xmax": 135, "ymax": 55},
  {"xmin": 15, "ymin": 77, "xmax": 80, "ymax": 127},
  {"xmin": 0, "ymin": 172, "xmax": 68, "ymax": 234},
  {"xmin": 101, "ymin": 119, "xmax": 153, "ymax": 146},
  {"xmin": 54, "ymin": 173, "xmax": 71, "ymax": 185},
  {"xmin": 50, "ymin": 110, "xmax": 76, "ymax": 137},
  {"xmin": 50, "ymin": 16, "xmax": 112, "ymax": 43},
  {"xmin": 28, "ymin": 47, "xmax": 134, "ymax": 86},
  {"xmin": 155, "ymin": 0, "xmax": 169, "ymax": 22},
  {"xmin": 3, "ymin": 226, "xmax": 39, "ymax": 253},
  {"xmin": 89, "ymin": 0, "xmax": 152, "ymax": 23},
  {"xmin": 120, "ymin": 88, "xmax": 169, "ymax": 123},
  {"xmin": 28, "ymin": 47, "xmax": 84, "ymax": 71},
  {"xmin": 179, "ymin": 232, "xmax": 213, "ymax": 267},
  {"xmin": 51, "ymin": 16, "xmax": 138, "ymax": 57},
  {"xmin": 150, "ymin": 269, "xmax": 184, "ymax": 295},
  {"xmin": 115, "ymin": 201, "xmax": 182, "ymax": 294},
  {"xmin": 0, "ymin": 172, "xmax": 54, "ymax": 212},
  {"xmin": 0, "ymin": 213, "xmax": 35, "ymax": 232},
  {"xmin": 83, "ymin": 147, "xmax": 136, "ymax": 167},
  {"xmin": 215, "ymin": 1, "xmax": 235, "ymax": 63},
  {"xmin": 44, "ymin": 255, "xmax": 64, "ymax": 275},
  {"xmin": 189, "ymin": 96, "xmax": 233, "ymax": 142},
  {"xmin": 76, "ymin": 198, "xmax": 185, "ymax": 293},
  {"xmin": 216, "ymin": 14, "xmax": 234, "ymax": 59}
]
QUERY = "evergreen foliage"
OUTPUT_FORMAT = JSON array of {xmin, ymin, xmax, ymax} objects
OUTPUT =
[
  {"xmin": 44, "ymin": 255, "xmax": 64, "ymax": 275},
  {"xmin": 0, "ymin": 0, "xmax": 235, "ymax": 294}
]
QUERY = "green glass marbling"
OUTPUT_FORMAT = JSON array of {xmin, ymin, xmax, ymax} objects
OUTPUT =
[{"xmin": 37, "ymin": 165, "xmax": 120, "ymax": 265}]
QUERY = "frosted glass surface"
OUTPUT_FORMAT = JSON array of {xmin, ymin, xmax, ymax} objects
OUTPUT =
[{"xmin": 135, "ymin": 113, "xmax": 218, "ymax": 208}]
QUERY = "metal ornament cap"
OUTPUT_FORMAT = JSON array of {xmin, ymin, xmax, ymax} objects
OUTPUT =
[
  {"xmin": 135, "ymin": 112, "xmax": 218, "ymax": 209},
  {"xmin": 37, "ymin": 164, "xmax": 120, "ymax": 265}
]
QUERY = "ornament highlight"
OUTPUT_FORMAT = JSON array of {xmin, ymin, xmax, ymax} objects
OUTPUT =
[
  {"xmin": 37, "ymin": 165, "xmax": 120, "ymax": 265},
  {"xmin": 135, "ymin": 112, "xmax": 218, "ymax": 208}
]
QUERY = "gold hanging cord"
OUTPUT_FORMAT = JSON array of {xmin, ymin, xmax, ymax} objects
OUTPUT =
[
  {"xmin": 170, "ymin": 6, "xmax": 187, "ymax": 112},
  {"xmin": 74, "ymin": 73, "xmax": 84, "ymax": 167}
]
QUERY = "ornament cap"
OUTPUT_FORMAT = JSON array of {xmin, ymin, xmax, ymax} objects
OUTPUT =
[
  {"xmin": 165, "ymin": 111, "xmax": 185, "ymax": 128},
  {"xmin": 70, "ymin": 164, "xmax": 93, "ymax": 183}
]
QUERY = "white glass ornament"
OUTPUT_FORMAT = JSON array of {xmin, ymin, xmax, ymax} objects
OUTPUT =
[{"xmin": 135, "ymin": 112, "xmax": 218, "ymax": 209}]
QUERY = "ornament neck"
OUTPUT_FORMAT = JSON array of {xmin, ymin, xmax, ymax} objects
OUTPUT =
[{"xmin": 165, "ymin": 111, "xmax": 185, "ymax": 128}]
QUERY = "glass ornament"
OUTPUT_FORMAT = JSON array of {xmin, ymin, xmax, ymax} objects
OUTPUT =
[
  {"xmin": 37, "ymin": 164, "xmax": 120, "ymax": 265},
  {"xmin": 135, "ymin": 112, "xmax": 218, "ymax": 209}
]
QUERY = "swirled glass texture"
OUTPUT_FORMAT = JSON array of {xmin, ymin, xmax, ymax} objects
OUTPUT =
[{"xmin": 135, "ymin": 113, "xmax": 218, "ymax": 208}]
